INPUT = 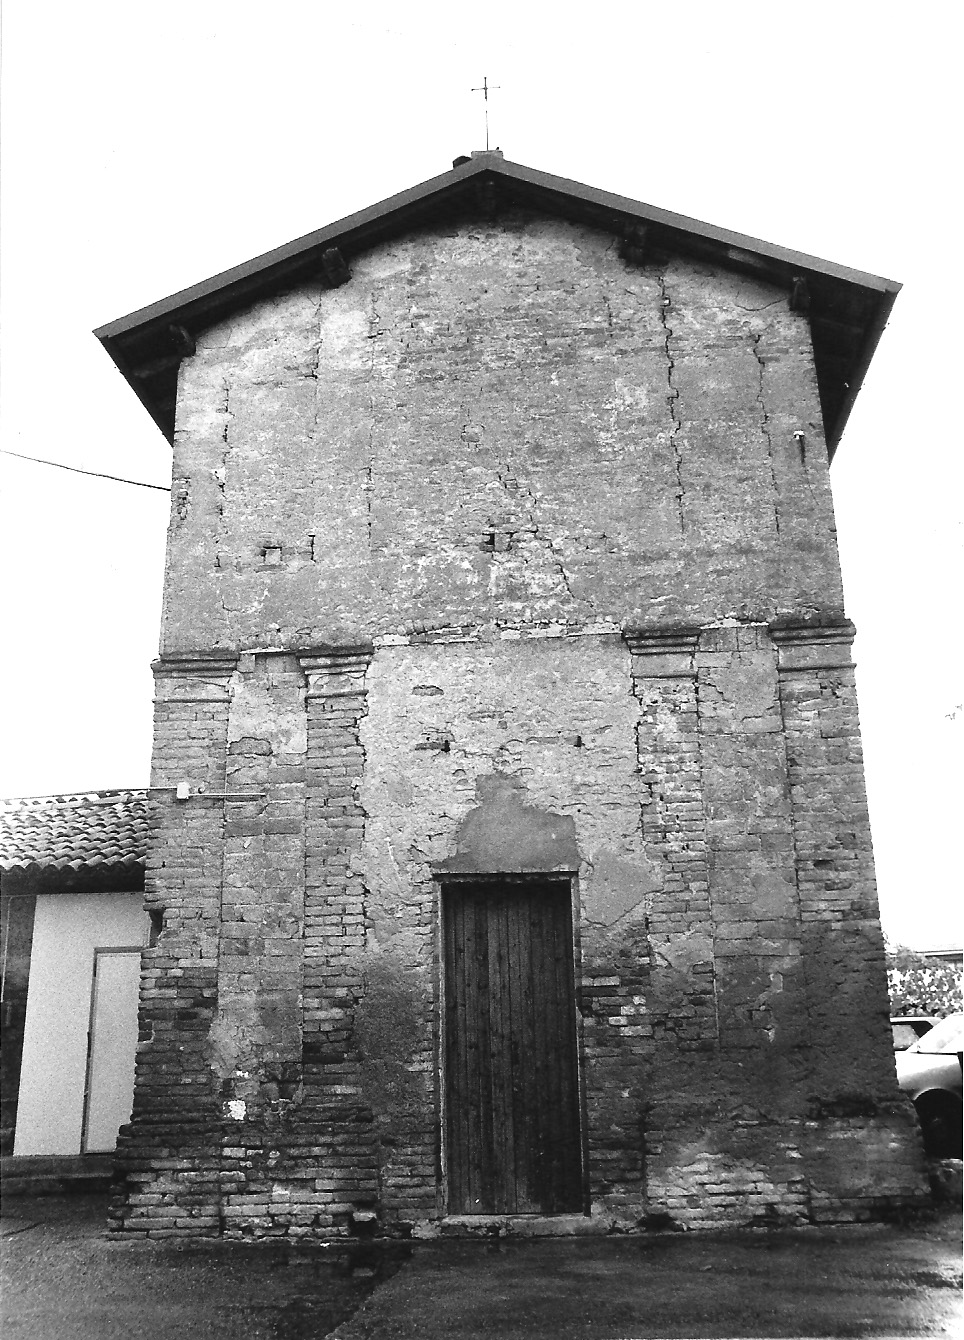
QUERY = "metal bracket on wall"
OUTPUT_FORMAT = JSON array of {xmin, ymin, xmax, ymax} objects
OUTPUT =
[{"xmin": 155, "ymin": 785, "xmax": 266, "ymax": 803}]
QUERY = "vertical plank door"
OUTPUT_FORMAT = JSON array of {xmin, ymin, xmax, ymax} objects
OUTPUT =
[{"xmin": 443, "ymin": 879, "xmax": 583, "ymax": 1215}]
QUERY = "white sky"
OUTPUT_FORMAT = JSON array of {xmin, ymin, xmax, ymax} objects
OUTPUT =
[{"xmin": 0, "ymin": 1, "xmax": 960, "ymax": 949}]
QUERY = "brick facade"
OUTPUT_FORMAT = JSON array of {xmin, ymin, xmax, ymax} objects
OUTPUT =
[{"xmin": 112, "ymin": 198, "xmax": 928, "ymax": 1237}]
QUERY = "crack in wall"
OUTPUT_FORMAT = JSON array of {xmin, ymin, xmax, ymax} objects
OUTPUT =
[
  {"xmin": 495, "ymin": 460, "xmax": 588, "ymax": 610},
  {"xmin": 691, "ymin": 668, "xmax": 721, "ymax": 1042},
  {"xmin": 304, "ymin": 303, "xmax": 324, "ymax": 566},
  {"xmin": 213, "ymin": 379, "xmax": 233, "ymax": 577},
  {"xmin": 657, "ymin": 274, "xmax": 685, "ymax": 536},
  {"xmin": 468, "ymin": 332, "xmax": 589, "ymax": 610},
  {"xmin": 633, "ymin": 710, "xmax": 655, "ymax": 843},
  {"xmin": 348, "ymin": 659, "xmax": 373, "ymax": 1044},
  {"xmin": 752, "ymin": 334, "xmax": 781, "ymax": 538},
  {"xmin": 365, "ymin": 290, "xmax": 380, "ymax": 549}
]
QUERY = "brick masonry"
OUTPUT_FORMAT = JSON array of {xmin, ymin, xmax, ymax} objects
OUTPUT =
[{"xmin": 115, "ymin": 211, "xmax": 929, "ymax": 1236}]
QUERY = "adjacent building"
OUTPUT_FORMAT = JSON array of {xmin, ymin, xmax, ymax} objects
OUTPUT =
[{"xmin": 0, "ymin": 791, "xmax": 149, "ymax": 1160}]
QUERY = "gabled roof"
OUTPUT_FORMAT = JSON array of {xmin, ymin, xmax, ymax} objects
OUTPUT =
[
  {"xmin": 0, "ymin": 790, "xmax": 149, "ymax": 890},
  {"xmin": 95, "ymin": 151, "xmax": 900, "ymax": 459}
]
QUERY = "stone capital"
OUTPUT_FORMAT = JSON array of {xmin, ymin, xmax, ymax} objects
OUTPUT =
[
  {"xmin": 152, "ymin": 654, "xmax": 238, "ymax": 702},
  {"xmin": 298, "ymin": 644, "xmax": 374, "ymax": 699},
  {"xmin": 623, "ymin": 626, "xmax": 699, "ymax": 678},
  {"xmin": 769, "ymin": 618, "xmax": 856, "ymax": 672}
]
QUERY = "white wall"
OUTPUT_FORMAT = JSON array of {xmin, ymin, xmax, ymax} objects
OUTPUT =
[{"xmin": 14, "ymin": 891, "xmax": 148, "ymax": 1156}]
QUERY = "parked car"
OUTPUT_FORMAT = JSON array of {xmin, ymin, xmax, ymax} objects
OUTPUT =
[
  {"xmin": 891, "ymin": 1015, "xmax": 937, "ymax": 1051},
  {"xmin": 895, "ymin": 1012, "xmax": 963, "ymax": 1159}
]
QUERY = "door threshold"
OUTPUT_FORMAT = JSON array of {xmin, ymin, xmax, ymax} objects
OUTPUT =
[{"xmin": 440, "ymin": 1213, "xmax": 596, "ymax": 1238}]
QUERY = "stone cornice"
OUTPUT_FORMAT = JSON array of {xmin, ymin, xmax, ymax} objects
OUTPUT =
[
  {"xmin": 151, "ymin": 655, "xmax": 239, "ymax": 702},
  {"xmin": 623, "ymin": 627, "xmax": 700, "ymax": 678},
  {"xmin": 299, "ymin": 645, "xmax": 374, "ymax": 699},
  {"xmin": 152, "ymin": 655, "xmax": 240, "ymax": 678},
  {"xmin": 769, "ymin": 618, "xmax": 857, "ymax": 671}
]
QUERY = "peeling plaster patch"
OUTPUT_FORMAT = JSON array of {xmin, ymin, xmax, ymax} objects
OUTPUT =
[
  {"xmin": 226, "ymin": 1099, "xmax": 247, "ymax": 1121},
  {"xmin": 315, "ymin": 301, "xmax": 370, "ymax": 365},
  {"xmin": 583, "ymin": 850, "xmax": 660, "ymax": 926},
  {"xmin": 747, "ymin": 860, "xmax": 798, "ymax": 917},
  {"xmin": 698, "ymin": 653, "xmax": 782, "ymax": 734},
  {"xmin": 651, "ymin": 931, "xmax": 714, "ymax": 974},
  {"xmin": 437, "ymin": 772, "xmax": 580, "ymax": 875},
  {"xmin": 363, "ymin": 836, "xmax": 411, "ymax": 942},
  {"xmin": 227, "ymin": 661, "xmax": 308, "ymax": 753},
  {"xmin": 352, "ymin": 244, "xmax": 413, "ymax": 282},
  {"xmin": 208, "ymin": 1013, "xmax": 246, "ymax": 1079}
]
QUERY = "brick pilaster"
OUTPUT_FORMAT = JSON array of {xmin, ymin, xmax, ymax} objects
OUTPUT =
[
  {"xmin": 215, "ymin": 653, "xmax": 309, "ymax": 1234},
  {"xmin": 772, "ymin": 621, "xmax": 892, "ymax": 1097},
  {"xmin": 617, "ymin": 629, "xmax": 714, "ymax": 1221},
  {"xmin": 773, "ymin": 619, "xmax": 928, "ymax": 1215},
  {"xmin": 626, "ymin": 628, "xmax": 715, "ymax": 1048},
  {"xmin": 696, "ymin": 625, "xmax": 805, "ymax": 1067},
  {"xmin": 297, "ymin": 646, "xmax": 380, "ymax": 1231},
  {"xmin": 117, "ymin": 654, "xmax": 236, "ymax": 1236}
]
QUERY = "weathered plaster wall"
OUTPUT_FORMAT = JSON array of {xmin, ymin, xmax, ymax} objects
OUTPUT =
[
  {"xmin": 119, "ymin": 210, "xmax": 927, "ymax": 1239},
  {"xmin": 164, "ymin": 213, "xmax": 841, "ymax": 652}
]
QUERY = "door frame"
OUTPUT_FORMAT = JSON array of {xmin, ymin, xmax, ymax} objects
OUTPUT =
[
  {"xmin": 80, "ymin": 944, "xmax": 143, "ymax": 1154},
  {"xmin": 436, "ymin": 871, "xmax": 589, "ymax": 1216}
]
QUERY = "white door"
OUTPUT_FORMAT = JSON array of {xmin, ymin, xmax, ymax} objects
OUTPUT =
[
  {"xmin": 15, "ymin": 892, "xmax": 148, "ymax": 1156},
  {"xmin": 82, "ymin": 948, "xmax": 142, "ymax": 1152}
]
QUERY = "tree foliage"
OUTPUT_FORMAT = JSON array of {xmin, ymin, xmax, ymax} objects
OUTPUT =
[{"xmin": 886, "ymin": 943, "xmax": 963, "ymax": 1017}]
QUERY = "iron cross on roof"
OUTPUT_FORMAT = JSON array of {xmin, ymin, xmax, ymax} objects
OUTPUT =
[{"xmin": 471, "ymin": 76, "xmax": 500, "ymax": 151}]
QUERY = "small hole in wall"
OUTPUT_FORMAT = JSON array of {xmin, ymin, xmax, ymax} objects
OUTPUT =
[
  {"xmin": 415, "ymin": 736, "xmax": 452, "ymax": 753},
  {"xmin": 261, "ymin": 545, "xmax": 282, "ymax": 566},
  {"xmin": 149, "ymin": 909, "xmax": 165, "ymax": 946},
  {"xmin": 482, "ymin": 532, "xmax": 496, "ymax": 552},
  {"xmin": 574, "ymin": 735, "xmax": 584, "ymax": 748}
]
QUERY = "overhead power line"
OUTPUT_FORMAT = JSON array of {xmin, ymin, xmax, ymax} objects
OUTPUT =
[{"xmin": 0, "ymin": 448, "xmax": 171, "ymax": 492}]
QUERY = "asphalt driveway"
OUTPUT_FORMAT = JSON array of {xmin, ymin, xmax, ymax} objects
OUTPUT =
[{"xmin": 1, "ymin": 1192, "xmax": 960, "ymax": 1339}]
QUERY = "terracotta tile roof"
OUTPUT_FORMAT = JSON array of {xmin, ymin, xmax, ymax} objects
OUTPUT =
[{"xmin": 0, "ymin": 790, "xmax": 150, "ymax": 874}]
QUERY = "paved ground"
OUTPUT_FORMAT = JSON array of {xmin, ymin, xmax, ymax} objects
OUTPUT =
[{"xmin": 1, "ymin": 1193, "xmax": 960, "ymax": 1339}]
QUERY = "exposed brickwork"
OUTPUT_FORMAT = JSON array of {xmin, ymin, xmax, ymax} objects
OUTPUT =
[
  {"xmin": 115, "ymin": 211, "xmax": 929, "ymax": 1237},
  {"xmin": 117, "ymin": 658, "xmax": 235, "ymax": 1236},
  {"xmin": 773, "ymin": 626, "xmax": 926, "ymax": 1214},
  {"xmin": 164, "ymin": 215, "xmax": 842, "ymax": 655},
  {"xmin": 297, "ymin": 649, "xmax": 382, "ymax": 1235}
]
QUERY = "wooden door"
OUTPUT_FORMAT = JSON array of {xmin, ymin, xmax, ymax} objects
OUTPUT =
[{"xmin": 443, "ymin": 879, "xmax": 583, "ymax": 1215}]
